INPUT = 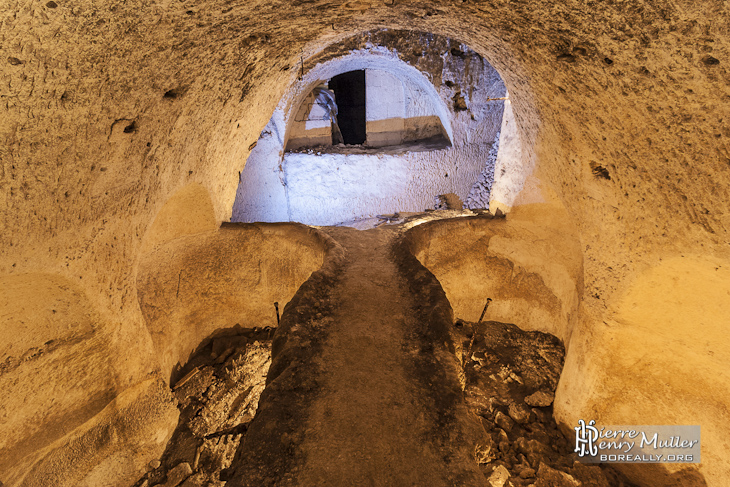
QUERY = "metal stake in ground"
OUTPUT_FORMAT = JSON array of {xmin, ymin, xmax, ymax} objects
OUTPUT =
[{"xmin": 478, "ymin": 298, "xmax": 492, "ymax": 323}]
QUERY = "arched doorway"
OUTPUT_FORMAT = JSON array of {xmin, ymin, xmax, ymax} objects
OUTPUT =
[{"xmin": 231, "ymin": 31, "xmax": 524, "ymax": 226}]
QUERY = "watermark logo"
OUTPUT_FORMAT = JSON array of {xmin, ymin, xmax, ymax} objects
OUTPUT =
[
  {"xmin": 574, "ymin": 422, "xmax": 701, "ymax": 463},
  {"xmin": 574, "ymin": 419, "xmax": 599, "ymax": 457}
]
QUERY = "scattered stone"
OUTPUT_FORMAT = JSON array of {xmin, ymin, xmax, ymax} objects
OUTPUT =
[
  {"xmin": 495, "ymin": 411, "xmax": 514, "ymax": 431},
  {"xmin": 157, "ymin": 462, "xmax": 192, "ymax": 487},
  {"xmin": 173, "ymin": 366, "xmax": 215, "ymax": 407},
  {"xmin": 488, "ymin": 465, "xmax": 510, "ymax": 487},
  {"xmin": 508, "ymin": 402, "xmax": 531, "ymax": 424},
  {"xmin": 187, "ymin": 342, "xmax": 271, "ymax": 438},
  {"xmin": 497, "ymin": 428, "xmax": 509, "ymax": 444},
  {"xmin": 513, "ymin": 437, "xmax": 555, "ymax": 468},
  {"xmin": 531, "ymin": 408, "xmax": 551, "ymax": 424},
  {"xmin": 200, "ymin": 433, "xmax": 243, "ymax": 471},
  {"xmin": 465, "ymin": 389, "xmax": 494, "ymax": 417},
  {"xmin": 534, "ymin": 462, "xmax": 581, "ymax": 487},
  {"xmin": 525, "ymin": 423, "xmax": 552, "ymax": 446},
  {"xmin": 515, "ymin": 437, "xmax": 552, "ymax": 456},
  {"xmin": 471, "ymin": 350, "xmax": 488, "ymax": 366},
  {"xmin": 568, "ymin": 461, "xmax": 611, "ymax": 487},
  {"xmin": 453, "ymin": 316, "xmax": 627, "ymax": 485},
  {"xmin": 133, "ymin": 330, "xmax": 273, "ymax": 487},
  {"xmin": 461, "ymin": 321, "xmax": 564, "ymax": 395},
  {"xmin": 179, "ymin": 473, "xmax": 207, "ymax": 487},
  {"xmin": 525, "ymin": 391, "xmax": 554, "ymax": 407},
  {"xmin": 475, "ymin": 439, "xmax": 496, "ymax": 464},
  {"xmin": 520, "ymin": 467, "xmax": 536, "ymax": 479}
]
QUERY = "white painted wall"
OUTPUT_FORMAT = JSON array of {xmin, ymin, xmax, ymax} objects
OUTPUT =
[
  {"xmin": 489, "ymin": 98, "xmax": 528, "ymax": 212},
  {"xmin": 287, "ymin": 91, "xmax": 332, "ymax": 150},
  {"xmin": 231, "ymin": 48, "xmax": 513, "ymax": 226},
  {"xmin": 232, "ymin": 118, "xmax": 290, "ymax": 222},
  {"xmin": 366, "ymin": 70, "xmax": 406, "ymax": 147}
]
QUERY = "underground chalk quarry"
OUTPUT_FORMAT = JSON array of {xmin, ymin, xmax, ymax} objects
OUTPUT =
[{"xmin": 1, "ymin": 1, "xmax": 730, "ymax": 487}]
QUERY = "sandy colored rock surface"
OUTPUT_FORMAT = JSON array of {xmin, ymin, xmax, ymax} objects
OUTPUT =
[
  {"xmin": 1, "ymin": 0, "xmax": 729, "ymax": 484},
  {"xmin": 18, "ymin": 378, "xmax": 178, "ymax": 487},
  {"xmin": 405, "ymin": 210, "xmax": 582, "ymax": 344},
  {"xmin": 137, "ymin": 222, "xmax": 327, "ymax": 378}
]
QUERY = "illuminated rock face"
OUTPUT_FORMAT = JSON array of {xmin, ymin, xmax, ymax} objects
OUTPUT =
[{"xmin": 1, "ymin": 2, "xmax": 729, "ymax": 486}]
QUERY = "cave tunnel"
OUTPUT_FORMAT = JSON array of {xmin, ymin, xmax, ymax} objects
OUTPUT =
[
  {"xmin": 231, "ymin": 39, "xmax": 513, "ymax": 226},
  {"xmin": 1, "ymin": 2, "xmax": 729, "ymax": 487}
]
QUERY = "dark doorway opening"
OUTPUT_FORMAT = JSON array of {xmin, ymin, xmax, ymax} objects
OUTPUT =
[{"xmin": 329, "ymin": 70, "xmax": 366, "ymax": 145}]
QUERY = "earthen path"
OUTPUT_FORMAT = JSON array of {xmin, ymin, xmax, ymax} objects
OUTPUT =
[{"xmin": 230, "ymin": 226, "xmax": 487, "ymax": 486}]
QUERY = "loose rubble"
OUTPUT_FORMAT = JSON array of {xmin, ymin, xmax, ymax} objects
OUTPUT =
[
  {"xmin": 452, "ymin": 319, "xmax": 638, "ymax": 487},
  {"xmin": 465, "ymin": 132, "xmax": 500, "ymax": 210},
  {"xmin": 134, "ymin": 317, "xmax": 639, "ymax": 487},
  {"xmin": 131, "ymin": 327, "xmax": 274, "ymax": 487}
]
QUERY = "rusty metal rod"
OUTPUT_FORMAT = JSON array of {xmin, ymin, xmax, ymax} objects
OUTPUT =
[{"xmin": 478, "ymin": 298, "xmax": 492, "ymax": 323}]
